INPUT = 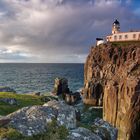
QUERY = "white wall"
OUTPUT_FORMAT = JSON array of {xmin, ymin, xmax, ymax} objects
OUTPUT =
[
  {"xmin": 97, "ymin": 40, "xmax": 104, "ymax": 46},
  {"xmin": 106, "ymin": 32, "xmax": 140, "ymax": 42}
]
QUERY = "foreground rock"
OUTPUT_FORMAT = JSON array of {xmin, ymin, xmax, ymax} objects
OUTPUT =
[
  {"xmin": 0, "ymin": 100, "xmax": 117, "ymax": 140},
  {"xmin": 43, "ymin": 100, "xmax": 76, "ymax": 129},
  {"xmin": 68, "ymin": 127, "xmax": 102, "ymax": 140},
  {"xmin": 93, "ymin": 118, "xmax": 118, "ymax": 140},
  {"xmin": 82, "ymin": 42, "xmax": 140, "ymax": 140},
  {"xmin": 6, "ymin": 100, "xmax": 76, "ymax": 136},
  {"xmin": 68, "ymin": 118, "xmax": 117, "ymax": 140}
]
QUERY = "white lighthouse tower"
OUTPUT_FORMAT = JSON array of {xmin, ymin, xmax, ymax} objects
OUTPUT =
[{"xmin": 112, "ymin": 19, "xmax": 120, "ymax": 34}]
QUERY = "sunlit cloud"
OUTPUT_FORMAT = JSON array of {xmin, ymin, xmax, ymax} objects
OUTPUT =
[{"xmin": 0, "ymin": 0, "xmax": 139, "ymax": 63}]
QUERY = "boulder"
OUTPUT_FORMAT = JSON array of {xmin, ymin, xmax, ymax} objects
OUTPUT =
[
  {"xmin": 33, "ymin": 92, "xmax": 41, "ymax": 96},
  {"xmin": 40, "ymin": 95, "xmax": 58, "ymax": 102},
  {"xmin": 6, "ymin": 100, "xmax": 76, "ymax": 136},
  {"xmin": 0, "ymin": 87, "xmax": 16, "ymax": 93},
  {"xmin": 0, "ymin": 98, "xmax": 19, "ymax": 105},
  {"xmin": 68, "ymin": 119, "xmax": 118, "ymax": 140},
  {"xmin": 65, "ymin": 92, "xmax": 81, "ymax": 105},
  {"xmin": 68, "ymin": 127, "xmax": 102, "ymax": 140},
  {"xmin": 93, "ymin": 118, "xmax": 118, "ymax": 140},
  {"xmin": 44, "ymin": 100, "xmax": 76, "ymax": 129},
  {"xmin": 52, "ymin": 77, "xmax": 69, "ymax": 96}
]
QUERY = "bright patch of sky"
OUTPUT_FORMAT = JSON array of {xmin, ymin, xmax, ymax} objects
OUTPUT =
[{"xmin": 0, "ymin": 0, "xmax": 140, "ymax": 63}]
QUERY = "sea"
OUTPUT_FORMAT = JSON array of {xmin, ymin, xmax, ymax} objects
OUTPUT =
[{"xmin": 0, "ymin": 63, "xmax": 84, "ymax": 94}]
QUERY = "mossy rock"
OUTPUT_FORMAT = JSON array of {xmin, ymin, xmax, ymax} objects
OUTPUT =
[
  {"xmin": 0, "ymin": 127, "xmax": 23, "ymax": 140},
  {"xmin": 0, "ymin": 119, "xmax": 69, "ymax": 140}
]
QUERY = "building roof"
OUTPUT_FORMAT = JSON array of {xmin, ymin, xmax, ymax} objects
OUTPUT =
[
  {"xmin": 96, "ymin": 38, "xmax": 103, "ymax": 41},
  {"xmin": 113, "ymin": 19, "xmax": 120, "ymax": 25}
]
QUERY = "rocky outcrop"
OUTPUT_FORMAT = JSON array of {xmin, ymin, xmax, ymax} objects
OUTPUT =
[
  {"xmin": 0, "ymin": 87, "xmax": 16, "ymax": 93},
  {"xmin": 53, "ymin": 78, "xmax": 81, "ymax": 104},
  {"xmin": 0, "ymin": 98, "xmax": 19, "ymax": 105},
  {"xmin": 68, "ymin": 118, "xmax": 117, "ymax": 140},
  {"xmin": 52, "ymin": 78, "xmax": 70, "ymax": 96},
  {"xmin": 0, "ymin": 100, "xmax": 117, "ymax": 140},
  {"xmin": 93, "ymin": 118, "xmax": 118, "ymax": 140},
  {"xmin": 6, "ymin": 100, "xmax": 76, "ymax": 136},
  {"xmin": 43, "ymin": 100, "xmax": 76, "ymax": 129},
  {"xmin": 82, "ymin": 42, "xmax": 140, "ymax": 140},
  {"xmin": 65, "ymin": 92, "xmax": 81, "ymax": 105},
  {"xmin": 68, "ymin": 127, "xmax": 102, "ymax": 140}
]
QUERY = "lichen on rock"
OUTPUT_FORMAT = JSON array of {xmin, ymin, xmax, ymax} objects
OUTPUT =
[{"xmin": 5, "ymin": 100, "xmax": 76, "ymax": 136}]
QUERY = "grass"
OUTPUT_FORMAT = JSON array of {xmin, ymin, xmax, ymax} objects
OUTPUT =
[
  {"xmin": 0, "ymin": 119, "xmax": 69, "ymax": 140},
  {"xmin": 80, "ymin": 104, "xmax": 103, "ymax": 124},
  {"xmin": 0, "ymin": 127, "xmax": 23, "ymax": 140},
  {"xmin": 0, "ymin": 92, "xmax": 57, "ymax": 116},
  {"xmin": 111, "ymin": 41, "xmax": 140, "ymax": 47},
  {"xmin": 0, "ymin": 92, "xmax": 104, "ymax": 139},
  {"xmin": 0, "ymin": 93, "xmax": 68, "ymax": 140}
]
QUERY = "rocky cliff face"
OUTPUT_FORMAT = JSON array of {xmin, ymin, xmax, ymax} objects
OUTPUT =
[{"xmin": 82, "ymin": 42, "xmax": 140, "ymax": 140}]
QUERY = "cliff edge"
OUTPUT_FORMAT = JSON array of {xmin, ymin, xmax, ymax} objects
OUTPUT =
[{"xmin": 82, "ymin": 42, "xmax": 140, "ymax": 140}]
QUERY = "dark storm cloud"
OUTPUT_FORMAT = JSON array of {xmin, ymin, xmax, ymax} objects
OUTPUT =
[{"xmin": 0, "ymin": 0, "xmax": 140, "ymax": 62}]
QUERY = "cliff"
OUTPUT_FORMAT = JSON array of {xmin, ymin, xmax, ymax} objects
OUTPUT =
[{"xmin": 82, "ymin": 42, "xmax": 140, "ymax": 140}]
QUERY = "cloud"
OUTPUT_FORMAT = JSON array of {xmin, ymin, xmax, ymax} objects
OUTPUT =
[{"xmin": 0, "ymin": 0, "xmax": 139, "ymax": 63}]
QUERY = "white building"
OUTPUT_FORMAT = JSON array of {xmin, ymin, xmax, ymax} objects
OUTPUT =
[
  {"xmin": 106, "ymin": 20, "xmax": 140, "ymax": 42},
  {"xmin": 96, "ymin": 38, "xmax": 105, "ymax": 46}
]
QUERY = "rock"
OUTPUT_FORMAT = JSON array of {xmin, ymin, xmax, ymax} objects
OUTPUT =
[
  {"xmin": 68, "ymin": 118, "xmax": 117, "ymax": 140},
  {"xmin": 7, "ymin": 106, "xmax": 57, "ymax": 136},
  {"xmin": 0, "ymin": 87, "xmax": 16, "ymax": 93},
  {"xmin": 0, "ymin": 98, "xmax": 19, "ymax": 105},
  {"xmin": 68, "ymin": 127, "xmax": 102, "ymax": 140},
  {"xmin": 75, "ymin": 109, "xmax": 81, "ymax": 121},
  {"xmin": 83, "ymin": 42, "xmax": 140, "ymax": 140},
  {"xmin": 33, "ymin": 92, "xmax": 41, "ymax": 96},
  {"xmin": 6, "ymin": 100, "xmax": 76, "ymax": 136},
  {"xmin": 0, "ymin": 118, "xmax": 11, "ymax": 127},
  {"xmin": 40, "ymin": 95, "xmax": 58, "ymax": 102},
  {"xmin": 93, "ymin": 118, "xmax": 118, "ymax": 140},
  {"xmin": 52, "ymin": 77, "xmax": 69, "ymax": 96},
  {"xmin": 52, "ymin": 78, "xmax": 81, "ymax": 105},
  {"xmin": 65, "ymin": 92, "xmax": 81, "ymax": 105},
  {"xmin": 103, "ymin": 79, "xmax": 140, "ymax": 140},
  {"xmin": 44, "ymin": 100, "xmax": 76, "ymax": 129}
]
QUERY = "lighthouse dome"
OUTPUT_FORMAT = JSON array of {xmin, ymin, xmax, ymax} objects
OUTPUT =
[{"xmin": 113, "ymin": 19, "xmax": 120, "ymax": 25}]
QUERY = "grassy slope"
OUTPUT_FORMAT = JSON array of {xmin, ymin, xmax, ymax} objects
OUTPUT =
[
  {"xmin": 0, "ymin": 92, "xmax": 44, "ymax": 116},
  {"xmin": 0, "ymin": 93, "xmax": 68, "ymax": 140}
]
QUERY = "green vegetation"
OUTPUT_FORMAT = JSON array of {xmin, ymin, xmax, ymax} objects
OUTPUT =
[
  {"xmin": 111, "ymin": 41, "xmax": 140, "ymax": 47},
  {"xmin": 0, "ymin": 127, "xmax": 23, "ymax": 140},
  {"xmin": 0, "ymin": 92, "xmax": 57, "ymax": 116},
  {"xmin": 0, "ymin": 119, "xmax": 68, "ymax": 140},
  {"xmin": 81, "ymin": 105, "xmax": 103, "ymax": 124},
  {"xmin": 40, "ymin": 119, "xmax": 69, "ymax": 140},
  {"xmin": 0, "ymin": 92, "xmax": 68, "ymax": 140},
  {"xmin": 77, "ymin": 122, "xmax": 111, "ymax": 140}
]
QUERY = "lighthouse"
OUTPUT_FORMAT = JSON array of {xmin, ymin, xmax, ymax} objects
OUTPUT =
[
  {"xmin": 112, "ymin": 19, "xmax": 120, "ymax": 34},
  {"xmin": 106, "ymin": 19, "xmax": 140, "ymax": 42}
]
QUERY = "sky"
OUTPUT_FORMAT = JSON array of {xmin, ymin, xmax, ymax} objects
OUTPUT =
[{"xmin": 0, "ymin": 0, "xmax": 140, "ymax": 63}]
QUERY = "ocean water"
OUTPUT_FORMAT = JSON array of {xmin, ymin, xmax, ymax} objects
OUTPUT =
[{"xmin": 0, "ymin": 63, "xmax": 84, "ymax": 93}]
